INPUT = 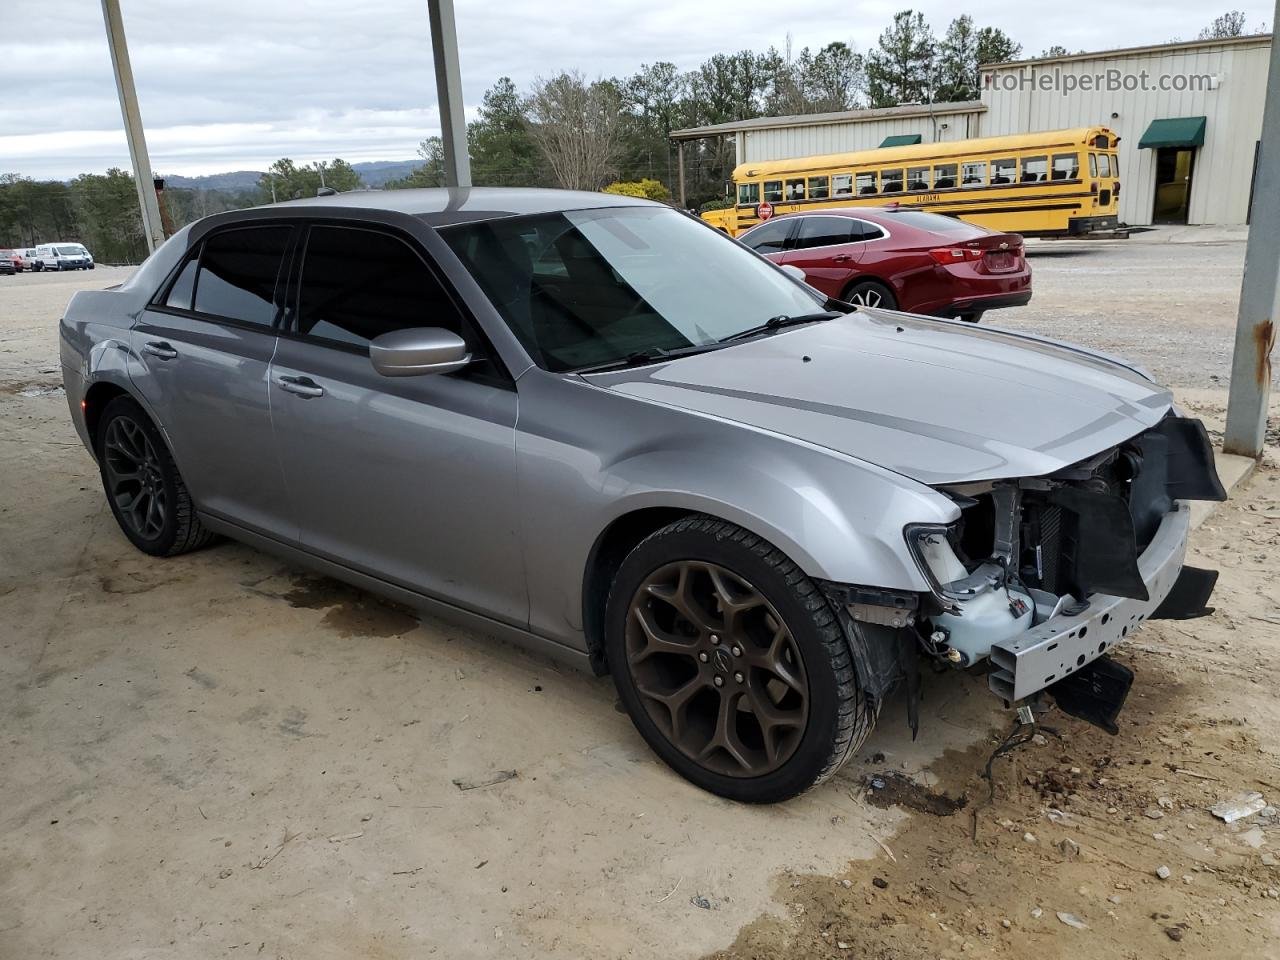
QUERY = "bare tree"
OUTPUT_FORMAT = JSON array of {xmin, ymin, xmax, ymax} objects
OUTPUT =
[
  {"xmin": 1197, "ymin": 11, "xmax": 1249, "ymax": 38},
  {"xmin": 525, "ymin": 71, "xmax": 622, "ymax": 190}
]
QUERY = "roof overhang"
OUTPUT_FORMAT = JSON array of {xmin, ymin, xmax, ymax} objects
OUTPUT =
[
  {"xmin": 1138, "ymin": 116, "xmax": 1207, "ymax": 150},
  {"xmin": 669, "ymin": 101, "xmax": 985, "ymax": 141}
]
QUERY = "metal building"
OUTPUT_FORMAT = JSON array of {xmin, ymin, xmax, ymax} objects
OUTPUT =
[{"xmin": 671, "ymin": 34, "xmax": 1271, "ymax": 227}]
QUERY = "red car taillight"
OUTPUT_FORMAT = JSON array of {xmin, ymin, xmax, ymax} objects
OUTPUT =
[{"xmin": 929, "ymin": 247, "xmax": 983, "ymax": 265}]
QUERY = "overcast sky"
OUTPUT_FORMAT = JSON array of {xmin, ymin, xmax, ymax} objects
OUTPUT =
[{"xmin": 1, "ymin": 0, "xmax": 1272, "ymax": 179}]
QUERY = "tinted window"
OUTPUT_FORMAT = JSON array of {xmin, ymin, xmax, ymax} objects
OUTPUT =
[
  {"xmin": 795, "ymin": 217, "xmax": 854, "ymax": 249},
  {"xmin": 441, "ymin": 207, "xmax": 823, "ymax": 372},
  {"xmin": 165, "ymin": 251, "xmax": 200, "ymax": 310},
  {"xmin": 296, "ymin": 226, "xmax": 458, "ymax": 349},
  {"xmin": 193, "ymin": 226, "xmax": 290, "ymax": 325},
  {"xmin": 740, "ymin": 218, "xmax": 791, "ymax": 253},
  {"xmin": 852, "ymin": 220, "xmax": 886, "ymax": 242}
]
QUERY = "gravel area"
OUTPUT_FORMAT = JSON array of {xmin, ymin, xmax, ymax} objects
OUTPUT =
[{"xmin": 1003, "ymin": 238, "xmax": 1258, "ymax": 390}]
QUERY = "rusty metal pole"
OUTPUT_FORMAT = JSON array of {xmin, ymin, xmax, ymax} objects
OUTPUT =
[
  {"xmin": 1223, "ymin": 3, "xmax": 1280, "ymax": 458},
  {"xmin": 100, "ymin": 0, "xmax": 165, "ymax": 254}
]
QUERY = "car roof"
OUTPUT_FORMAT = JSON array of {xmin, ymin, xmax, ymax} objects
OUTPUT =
[{"xmin": 271, "ymin": 186, "xmax": 658, "ymax": 226}]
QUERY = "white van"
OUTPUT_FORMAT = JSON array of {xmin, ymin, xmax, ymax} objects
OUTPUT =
[{"xmin": 34, "ymin": 243, "xmax": 94, "ymax": 271}]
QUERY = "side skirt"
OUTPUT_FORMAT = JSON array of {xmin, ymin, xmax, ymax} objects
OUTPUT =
[{"xmin": 199, "ymin": 514, "xmax": 594, "ymax": 673}]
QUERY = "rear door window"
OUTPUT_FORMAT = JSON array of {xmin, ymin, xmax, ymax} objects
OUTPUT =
[
  {"xmin": 192, "ymin": 225, "xmax": 292, "ymax": 326},
  {"xmin": 295, "ymin": 226, "xmax": 460, "ymax": 349},
  {"xmin": 794, "ymin": 216, "xmax": 855, "ymax": 249}
]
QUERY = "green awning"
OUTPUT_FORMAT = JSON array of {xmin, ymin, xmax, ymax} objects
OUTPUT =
[
  {"xmin": 879, "ymin": 134, "xmax": 922, "ymax": 147},
  {"xmin": 1138, "ymin": 116, "xmax": 1206, "ymax": 149}
]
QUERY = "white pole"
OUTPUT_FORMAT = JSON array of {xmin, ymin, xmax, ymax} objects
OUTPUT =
[
  {"xmin": 100, "ymin": 0, "xmax": 165, "ymax": 254},
  {"xmin": 427, "ymin": 0, "xmax": 471, "ymax": 187}
]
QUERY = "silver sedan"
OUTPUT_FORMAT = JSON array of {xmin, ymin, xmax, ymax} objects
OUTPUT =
[{"xmin": 59, "ymin": 188, "xmax": 1225, "ymax": 802}]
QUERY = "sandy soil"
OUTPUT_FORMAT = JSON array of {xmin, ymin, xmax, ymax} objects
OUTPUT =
[{"xmin": 1, "ymin": 237, "xmax": 1278, "ymax": 959}]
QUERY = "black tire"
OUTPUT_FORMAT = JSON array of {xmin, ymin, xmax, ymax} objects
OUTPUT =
[
  {"xmin": 843, "ymin": 278, "xmax": 897, "ymax": 310},
  {"xmin": 957, "ymin": 310, "xmax": 984, "ymax": 323},
  {"xmin": 96, "ymin": 396, "xmax": 216, "ymax": 557},
  {"xmin": 605, "ymin": 515, "xmax": 875, "ymax": 803}
]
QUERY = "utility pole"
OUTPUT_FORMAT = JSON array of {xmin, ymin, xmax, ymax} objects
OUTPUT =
[
  {"xmin": 1223, "ymin": 0, "xmax": 1280, "ymax": 459},
  {"xmin": 100, "ymin": 0, "xmax": 165, "ymax": 254},
  {"xmin": 427, "ymin": 0, "xmax": 471, "ymax": 187}
]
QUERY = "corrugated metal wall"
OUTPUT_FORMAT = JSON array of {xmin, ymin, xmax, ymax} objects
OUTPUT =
[
  {"xmin": 741, "ymin": 110, "xmax": 983, "ymax": 164},
  {"xmin": 978, "ymin": 39, "xmax": 1270, "ymax": 225}
]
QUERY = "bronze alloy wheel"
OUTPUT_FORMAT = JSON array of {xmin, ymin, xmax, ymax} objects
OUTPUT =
[{"xmin": 624, "ymin": 560, "xmax": 809, "ymax": 778}]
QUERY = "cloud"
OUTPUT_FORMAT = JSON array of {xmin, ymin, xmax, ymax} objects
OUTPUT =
[{"xmin": 1, "ymin": 0, "xmax": 1271, "ymax": 178}]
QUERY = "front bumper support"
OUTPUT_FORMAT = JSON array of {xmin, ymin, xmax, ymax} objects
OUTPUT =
[{"xmin": 988, "ymin": 501, "xmax": 1192, "ymax": 702}]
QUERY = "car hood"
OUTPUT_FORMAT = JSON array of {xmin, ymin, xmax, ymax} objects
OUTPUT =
[{"xmin": 585, "ymin": 310, "xmax": 1172, "ymax": 485}]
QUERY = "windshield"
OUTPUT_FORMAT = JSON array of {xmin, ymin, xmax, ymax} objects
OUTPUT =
[
  {"xmin": 441, "ymin": 206, "xmax": 824, "ymax": 372},
  {"xmin": 56, "ymin": 245, "xmax": 86, "ymax": 256}
]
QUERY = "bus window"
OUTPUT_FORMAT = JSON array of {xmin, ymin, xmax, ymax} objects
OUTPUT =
[
  {"xmin": 785, "ymin": 178, "xmax": 806, "ymax": 201},
  {"xmin": 1052, "ymin": 153, "xmax": 1079, "ymax": 180},
  {"xmin": 880, "ymin": 168, "xmax": 904, "ymax": 192},
  {"xmin": 1096, "ymin": 154, "xmax": 1111, "ymax": 178},
  {"xmin": 961, "ymin": 160, "xmax": 986, "ymax": 186},
  {"xmin": 763, "ymin": 180, "xmax": 783, "ymax": 203},
  {"xmin": 907, "ymin": 166, "xmax": 930, "ymax": 191},
  {"xmin": 991, "ymin": 158, "xmax": 1015, "ymax": 184},
  {"xmin": 1020, "ymin": 155, "xmax": 1048, "ymax": 182},
  {"xmin": 856, "ymin": 171, "xmax": 877, "ymax": 194},
  {"xmin": 933, "ymin": 163, "xmax": 957, "ymax": 189},
  {"xmin": 738, "ymin": 182, "xmax": 760, "ymax": 205},
  {"xmin": 833, "ymin": 173, "xmax": 853, "ymax": 197},
  {"xmin": 1088, "ymin": 154, "xmax": 1098, "ymax": 177},
  {"xmin": 808, "ymin": 175, "xmax": 830, "ymax": 200}
]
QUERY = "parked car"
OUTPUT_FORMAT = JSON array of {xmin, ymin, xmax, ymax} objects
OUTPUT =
[
  {"xmin": 14, "ymin": 249, "xmax": 37, "ymax": 271},
  {"xmin": 60, "ymin": 189, "xmax": 1224, "ymax": 803},
  {"xmin": 739, "ymin": 207, "xmax": 1032, "ymax": 322},
  {"xmin": 34, "ymin": 243, "xmax": 94, "ymax": 271},
  {"xmin": 0, "ymin": 250, "xmax": 14, "ymax": 275}
]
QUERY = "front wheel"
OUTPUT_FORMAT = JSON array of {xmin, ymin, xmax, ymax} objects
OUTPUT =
[
  {"xmin": 844, "ymin": 279, "xmax": 897, "ymax": 310},
  {"xmin": 605, "ymin": 516, "xmax": 874, "ymax": 803},
  {"xmin": 96, "ymin": 396, "xmax": 216, "ymax": 557}
]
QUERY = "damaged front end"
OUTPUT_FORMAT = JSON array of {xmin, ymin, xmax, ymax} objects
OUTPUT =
[{"xmin": 829, "ymin": 415, "xmax": 1227, "ymax": 736}]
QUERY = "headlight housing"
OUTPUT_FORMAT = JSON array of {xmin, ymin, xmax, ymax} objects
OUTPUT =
[{"xmin": 904, "ymin": 523, "xmax": 967, "ymax": 612}]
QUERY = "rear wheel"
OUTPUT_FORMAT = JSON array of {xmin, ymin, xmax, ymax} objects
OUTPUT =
[
  {"xmin": 843, "ymin": 279, "xmax": 897, "ymax": 310},
  {"xmin": 605, "ymin": 515, "xmax": 874, "ymax": 803},
  {"xmin": 96, "ymin": 396, "xmax": 216, "ymax": 557}
]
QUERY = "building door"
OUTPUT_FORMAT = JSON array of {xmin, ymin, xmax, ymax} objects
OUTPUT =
[{"xmin": 1152, "ymin": 148, "xmax": 1195, "ymax": 224}]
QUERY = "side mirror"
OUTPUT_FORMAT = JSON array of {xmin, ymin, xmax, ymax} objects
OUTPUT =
[
  {"xmin": 779, "ymin": 264, "xmax": 808, "ymax": 283},
  {"xmin": 369, "ymin": 327, "xmax": 471, "ymax": 378}
]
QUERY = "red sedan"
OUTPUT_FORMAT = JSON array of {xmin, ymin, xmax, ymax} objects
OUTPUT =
[{"xmin": 739, "ymin": 207, "xmax": 1032, "ymax": 322}]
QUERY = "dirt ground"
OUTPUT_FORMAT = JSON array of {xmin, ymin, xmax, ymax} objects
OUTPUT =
[{"xmin": 1, "ymin": 236, "xmax": 1278, "ymax": 959}]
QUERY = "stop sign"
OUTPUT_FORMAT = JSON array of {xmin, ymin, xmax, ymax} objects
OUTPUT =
[{"xmin": 758, "ymin": 201, "xmax": 774, "ymax": 220}]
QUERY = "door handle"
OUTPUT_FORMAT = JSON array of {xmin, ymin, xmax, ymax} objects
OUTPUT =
[
  {"xmin": 142, "ymin": 340, "xmax": 178, "ymax": 360},
  {"xmin": 833, "ymin": 254, "xmax": 853, "ymax": 263},
  {"xmin": 277, "ymin": 375, "xmax": 324, "ymax": 398}
]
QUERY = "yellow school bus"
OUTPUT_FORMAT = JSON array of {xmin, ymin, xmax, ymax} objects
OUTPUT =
[{"xmin": 704, "ymin": 126, "xmax": 1122, "ymax": 238}]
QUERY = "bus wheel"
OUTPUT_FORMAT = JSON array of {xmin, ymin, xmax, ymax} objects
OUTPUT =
[{"xmin": 844, "ymin": 280, "xmax": 896, "ymax": 310}]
